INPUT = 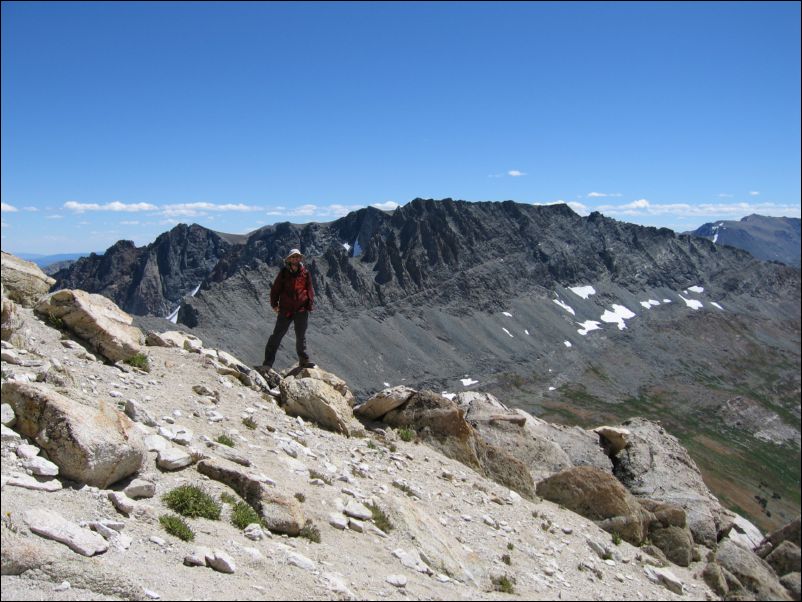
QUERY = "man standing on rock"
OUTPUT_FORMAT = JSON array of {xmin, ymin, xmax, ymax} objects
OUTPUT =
[{"xmin": 256, "ymin": 249, "xmax": 315, "ymax": 375}]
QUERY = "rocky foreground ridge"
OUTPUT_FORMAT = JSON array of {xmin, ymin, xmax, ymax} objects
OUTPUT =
[{"xmin": 2, "ymin": 255, "xmax": 800, "ymax": 601}]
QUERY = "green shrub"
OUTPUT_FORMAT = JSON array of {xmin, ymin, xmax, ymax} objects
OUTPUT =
[
  {"xmin": 366, "ymin": 502, "xmax": 394, "ymax": 533},
  {"xmin": 242, "ymin": 416, "xmax": 257, "ymax": 430},
  {"xmin": 216, "ymin": 434, "xmax": 235, "ymax": 447},
  {"xmin": 220, "ymin": 492, "xmax": 238, "ymax": 505},
  {"xmin": 159, "ymin": 514, "xmax": 194, "ymax": 541},
  {"xmin": 492, "ymin": 575, "xmax": 515, "ymax": 594},
  {"xmin": 294, "ymin": 492, "xmax": 306, "ymax": 503},
  {"xmin": 299, "ymin": 520, "xmax": 321, "ymax": 543},
  {"xmin": 45, "ymin": 313, "xmax": 64, "ymax": 330},
  {"xmin": 124, "ymin": 353, "xmax": 150, "ymax": 372},
  {"xmin": 502, "ymin": 553, "xmax": 512, "ymax": 565},
  {"xmin": 230, "ymin": 501, "xmax": 262, "ymax": 530},
  {"xmin": 162, "ymin": 485, "xmax": 221, "ymax": 520},
  {"xmin": 398, "ymin": 427, "xmax": 415, "ymax": 442},
  {"xmin": 612, "ymin": 531, "xmax": 622, "ymax": 545}
]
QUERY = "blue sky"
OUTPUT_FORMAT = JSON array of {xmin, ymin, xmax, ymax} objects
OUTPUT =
[{"xmin": 2, "ymin": 1, "xmax": 800, "ymax": 255}]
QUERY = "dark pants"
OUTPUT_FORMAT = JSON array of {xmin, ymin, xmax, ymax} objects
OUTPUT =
[{"xmin": 263, "ymin": 311, "xmax": 309, "ymax": 367}]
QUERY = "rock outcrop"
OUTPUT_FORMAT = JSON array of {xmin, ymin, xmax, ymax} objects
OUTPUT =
[
  {"xmin": 1, "ymin": 251, "xmax": 56, "ymax": 308},
  {"xmin": 612, "ymin": 417, "xmax": 725, "ymax": 547},
  {"xmin": 35, "ymin": 289, "xmax": 145, "ymax": 363}
]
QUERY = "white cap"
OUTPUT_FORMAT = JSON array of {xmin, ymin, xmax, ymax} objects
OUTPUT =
[{"xmin": 285, "ymin": 248, "xmax": 304, "ymax": 261}]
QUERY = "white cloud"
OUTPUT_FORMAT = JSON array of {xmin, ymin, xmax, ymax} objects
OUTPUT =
[
  {"xmin": 592, "ymin": 199, "xmax": 800, "ymax": 220},
  {"xmin": 120, "ymin": 220, "xmax": 140, "ymax": 225},
  {"xmin": 372, "ymin": 201, "xmax": 400, "ymax": 211},
  {"xmin": 717, "ymin": 193, "xmax": 734, "ymax": 198},
  {"xmin": 46, "ymin": 215, "xmax": 64, "ymax": 220},
  {"xmin": 587, "ymin": 192, "xmax": 622, "ymax": 198},
  {"xmin": 64, "ymin": 201, "xmax": 158, "ymax": 213},
  {"xmin": 567, "ymin": 201, "xmax": 590, "ymax": 216},
  {"xmin": 749, "ymin": 191, "xmax": 760, "ymax": 196},
  {"xmin": 508, "ymin": 170, "xmax": 526, "ymax": 177},
  {"xmin": 1, "ymin": 202, "xmax": 19, "ymax": 212},
  {"xmin": 161, "ymin": 202, "xmax": 260, "ymax": 217}
]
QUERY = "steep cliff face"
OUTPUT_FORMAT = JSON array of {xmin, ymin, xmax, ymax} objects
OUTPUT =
[{"xmin": 52, "ymin": 224, "xmax": 234, "ymax": 317}]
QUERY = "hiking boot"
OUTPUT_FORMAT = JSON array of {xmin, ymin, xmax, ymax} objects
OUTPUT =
[
  {"xmin": 253, "ymin": 364, "xmax": 274, "ymax": 378},
  {"xmin": 299, "ymin": 360, "xmax": 316, "ymax": 369}
]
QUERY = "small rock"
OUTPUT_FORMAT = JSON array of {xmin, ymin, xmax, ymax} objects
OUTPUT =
[
  {"xmin": 386, "ymin": 575, "xmax": 407, "ymax": 588},
  {"xmin": 23, "ymin": 508, "xmax": 108, "ymax": 556},
  {"xmin": 329, "ymin": 513, "xmax": 349, "ymax": 530},
  {"xmin": 54, "ymin": 581, "xmax": 71, "ymax": 592},
  {"xmin": 109, "ymin": 491, "xmax": 136, "ymax": 516},
  {"xmin": 287, "ymin": 552, "xmax": 316, "ymax": 572},
  {"xmin": 124, "ymin": 478, "xmax": 156, "ymax": 499},
  {"xmin": 348, "ymin": 518, "xmax": 366, "ymax": 533},
  {"xmin": 207, "ymin": 550, "xmax": 236, "ymax": 574},
  {"xmin": 343, "ymin": 500, "xmax": 372, "ymax": 521},
  {"xmin": 6, "ymin": 474, "xmax": 62, "ymax": 492},
  {"xmin": 156, "ymin": 447, "xmax": 193, "ymax": 470},
  {"xmin": 15, "ymin": 443, "xmax": 41, "ymax": 459},
  {"xmin": 244, "ymin": 523, "xmax": 266, "ymax": 540},
  {"xmin": 1, "ymin": 403, "xmax": 16, "ymax": 426},
  {"xmin": 23, "ymin": 456, "xmax": 59, "ymax": 477}
]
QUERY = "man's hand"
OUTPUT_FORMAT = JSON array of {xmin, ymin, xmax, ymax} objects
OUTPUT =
[{"xmin": 273, "ymin": 306, "xmax": 279, "ymax": 314}]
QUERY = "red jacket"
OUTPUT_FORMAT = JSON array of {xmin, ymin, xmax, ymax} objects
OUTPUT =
[{"xmin": 270, "ymin": 265, "xmax": 314, "ymax": 317}]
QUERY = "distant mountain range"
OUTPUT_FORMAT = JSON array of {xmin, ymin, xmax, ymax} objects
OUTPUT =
[
  {"xmin": 48, "ymin": 199, "xmax": 801, "ymax": 532},
  {"xmin": 684, "ymin": 214, "xmax": 800, "ymax": 267}
]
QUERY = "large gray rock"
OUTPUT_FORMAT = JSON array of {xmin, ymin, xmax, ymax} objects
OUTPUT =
[
  {"xmin": 280, "ymin": 369, "xmax": 361, "ymax": 436},
  {"xmin": 613, "ymin": 417, "xmax": 725, "ymax": 547},
  {"xmin": 456, "ymin": 392, "xmax": 572, "ymax": 481},
  {"xmin": 35, "ymin": 289, "xmax": 144, "ymax": 362},
  {"xmin": 356, "ymin": 386, "xmax": 416, "ymax": 420},
  {"xmin": 766, "ymin": 541, "xmax": 802, "ymax": 578},
  {"xmin": 536, "ymin": 465, "xmax": 649, "ymax": 545},
  {"xmin": 1, "ymin": 252, "xmax": 55, "ymax": 308},
  {"xmin": 382, "ymin": 390, "xmax": 536, "ymax": 500},
  {"xmin": 781, "ymin": 572, "xmax": 801, "ymax": 602},
  {"xmin": 197, "ymin": 458, "xmax": 304, "ymax": 536},
  {"xmin": 521, "ymin": 418, "xmax": 612, "ymax": 474},
  {"xmin": 3, "ymin": 381, "xmax": 147, "ymax": 488},
  {"xmin": 716, "ymin": 538, "xmax": 793, "ymax": 601}
]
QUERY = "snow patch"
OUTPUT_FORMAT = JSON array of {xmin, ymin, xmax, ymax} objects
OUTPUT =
[
  {"xmin": 680, "ymin": 295, "xmax": 703, "ymax": 310},
  {"xmin": 577, "ymin": 320, "xmax": 602, "ymax": 336},
  {"xmin": 711, "ymin": 302, "xmax": 724, "ymax": 310},
  {"xmin": 639, "ymin": 299, "xmax": 660, "ymax": 309},
  {"xmin": 712, "ymin": 233, "xmax": 719, "ymax": 243},
  {"xmin": 662, "ymin": 299, "xmax": 672, "ymax": 303},
  {"xmin": 569, "ymin": 285, "xmax": 596, "ymax": 299},
  {"xmin": 190, "ymin": 283, "xmax": 201, "ymax": 297},
  {"xmin": 548, "ymin": 387, "xmax": 556, "ymax": 391},
  {"xmin": 502, "ymin": 328, "xmax": 514, "ymax": 338},
  {"xmin": 166, "ymin": 306, "xmax": 180, "ymax": 324},
  {"xmin": 564, "ymin": 341, "xmax": 572, "ymax": 348},
  {"xmin": 525, "ymin": 329, "xmax": 530, "ymax": 336},
  {"xmin": 553, "ymin": 299, "xmax": 576, "ymax": 315},
  {"xmin": 688, "ymin": 286, "xmax": 704, "ymax": 293},
  {"xmin": 460, "ymin": 378, "xmax": 478, "ymax": 387},
  {"xmin": 383, "ymin": 382, "xmax": 391, "ymax": 387},
  {"xmin": 600, "ymin": 304, "xmax": 636, "ymax": 330},
  {"xmin": 502, "ymin": 312, "xmax": 513, "ymax": 317},
  {"xmin": 342, "ymin": 242, "xmax": 351, "ymax": 252},
  {"xmin": 441, "ymin": 392, "xmax": 456, "ymax": 401}
]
